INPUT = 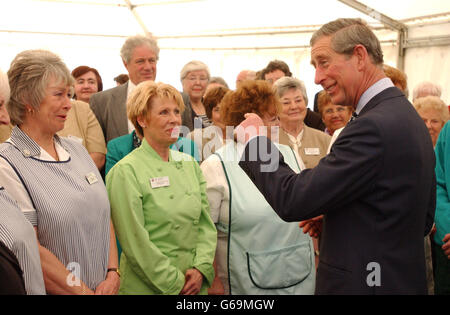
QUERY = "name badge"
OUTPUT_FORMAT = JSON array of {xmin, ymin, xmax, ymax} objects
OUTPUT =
[
  {"xmin": 305, "ymin": 147, "xmax": 320, "ymax": 155},
  {"xmin": 150, "ymin": 176, "xmax": 170, "ymax": 189},
  {"xmin": 85, "ymin": 172, "xmax": 98, "ymax": 185}
]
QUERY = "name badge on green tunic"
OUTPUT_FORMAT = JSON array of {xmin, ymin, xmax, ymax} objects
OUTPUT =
[{"xmin": 150, "ymin": 176, "xmax": 170, "ymax": 189}]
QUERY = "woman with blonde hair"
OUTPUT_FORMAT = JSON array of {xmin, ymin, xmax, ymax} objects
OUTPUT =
[
  {"xmin": 106, "ymin": 81, "xmax": 216, "ymax": 295},
  {"xmin": 414, "ymin": 96, "xmax": 449, "ymax": 147}
]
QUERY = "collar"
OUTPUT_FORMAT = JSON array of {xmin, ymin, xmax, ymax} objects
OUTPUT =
[
  {"xmin": 9, "ymin": 126, "xmax": 70, "ymax": 161},
  {"xmin": 284, "ymin": 128, "xmax": 304, "ymax": 146},
  {"xmin": 127, "ymin": 80, "xmax": 137, "ymax": 100},
  {"xmin": 355, "ymin": 78, "xmax": 394, "ymax": 115}
]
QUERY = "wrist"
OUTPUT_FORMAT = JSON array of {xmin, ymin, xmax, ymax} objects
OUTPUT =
[{"xmin": 107, "ymin": 268, "xmax": 120, "ymax": 278}]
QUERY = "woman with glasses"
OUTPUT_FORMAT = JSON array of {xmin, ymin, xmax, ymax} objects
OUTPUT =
[
  {"xmin": 317, "ymin": 90, "xmax": 353, "ymax": 137},
  {"xmin": 180, "ymin": 60, "xmax": 211, "ymax": 129}
]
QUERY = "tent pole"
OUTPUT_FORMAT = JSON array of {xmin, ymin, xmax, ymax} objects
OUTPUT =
[{"xmin": 124, "ymin": 0, "xmax": 152, "ymax": 37}]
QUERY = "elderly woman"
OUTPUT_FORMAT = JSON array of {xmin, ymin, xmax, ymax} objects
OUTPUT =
[
  {"xmin": 0, "ymin": 50, "xmax": 119, "ymax": 295},
  {"xmin": 188, "ymin": 85, "xmax": 230, "ymax": 161},
  {"xmin": 106, "ymin": 81, "xmax": 216, "ymax": 295},
  {"xmin": 200, "ymin": 80, "xmax": 315, "ymax": 295},
  {"xmin": 180, "ymin": 60, "xmax": 211, "ymax": 129},
  {"xmin": 0, "ymin": 68, "xmax": 45, "ymax": 295},
  {"xmin": 72, "ymin": 65, "xmax": 103, "ymax": 104},
  {"xmin": 317, "ymin": 90, "xmax": 353, "ymax": 136},
  {"xmin": 414, "ymin": 96, "xmax": 449, "ymax": 147},
  {"xmin": 274, "ymin": 77, "xmax": 331, "ymax": 169}
]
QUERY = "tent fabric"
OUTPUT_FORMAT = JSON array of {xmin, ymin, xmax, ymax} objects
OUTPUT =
[{"xmin": 0, "ymin": 0, "xmax": 449, "ymax": 103}]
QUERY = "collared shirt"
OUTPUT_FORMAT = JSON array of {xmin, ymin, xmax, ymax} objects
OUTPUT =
[
  {"xmin": 127, "ymin": 80, "xmax": 137, "ymax": 134},
  {"xmin": 0, "ymin": 137, "xmax": 70, "ymax": 217},
  {"xmin": 355, "ymin": 78, "xmax": 394, "ymax": 115}
]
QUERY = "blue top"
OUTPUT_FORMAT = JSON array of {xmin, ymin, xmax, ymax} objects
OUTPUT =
[
  {"xmin": 105, "ymin": 131, "xmax": 200, "ymax": 175},
  {"xmin": 434, "ymin": 121, "xmax": 450, "ymax": 246}
]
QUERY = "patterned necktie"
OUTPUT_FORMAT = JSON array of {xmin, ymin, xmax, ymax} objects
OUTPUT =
[{"xmin": 350, "ymin": 111, "xmax": 359, "ymax": 122}]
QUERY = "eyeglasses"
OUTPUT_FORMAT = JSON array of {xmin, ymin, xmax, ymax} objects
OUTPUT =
[
  {"xmin": 185, "ymin": 76, "xmax": 208, "ymax": 83},
  {"xmin": 323, "ymin": 107, "xmax": 349, "ymax": 115}
]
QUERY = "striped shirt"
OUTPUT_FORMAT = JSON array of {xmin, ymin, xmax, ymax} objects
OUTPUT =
[
  {"xmin": 0, "ymin": 187, "xmax": 46, "ymax": 295},
  {"xmin": 0, "ymin": 127, "xmax": 110, "ymax": 290}
]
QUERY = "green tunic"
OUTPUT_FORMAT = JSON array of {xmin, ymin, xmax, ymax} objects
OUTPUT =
[{"xmin": 106, "ymin": 138, "xmax": 217, "ymax": 295}]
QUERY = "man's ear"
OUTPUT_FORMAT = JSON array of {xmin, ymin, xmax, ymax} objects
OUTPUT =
[{"xmin": 352, "ymin": 44, "xmax": 369, "ymax": 71}]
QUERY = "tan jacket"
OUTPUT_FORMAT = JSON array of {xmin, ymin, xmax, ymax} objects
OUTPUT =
[
  {"xmin": 58, "ymin": 100, "xmax": 107, "ymax": 154},
  {"xmin": 0, "ymin": 124, "xmax": 12, "ymax": 143},
  {"xmin": 279, "ymin": 125, "xmax": 331, "ymax": 169}
]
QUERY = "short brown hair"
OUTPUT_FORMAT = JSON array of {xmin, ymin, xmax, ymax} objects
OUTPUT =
[
  {"xmin": 316, "ymin": 90, "xmax": 332, "ymax": 115},
  {"xmin": 220, "ymin": 80, "xmax": 281, "ymax": 127},
  {"xmin": 127, "ymin": 81, "xmax": 185, "ymax": 137},
  {"xmin": 383, "ymin": 64, "xmax": 407, "ymax": 92},
  {"xmin": 72, "ymin": 65, "xmax": 103, "ymax": 92},
  {"xmin": 114, "ymin": 74, "xmax": 129, "ymax": 85},
  {"xmin": 262, "ymin": 60, "xmax": 292, "ymax": 79},
  {"xmin": 203, "ymin": 85, "xmax": 230, "ymax": 120}
]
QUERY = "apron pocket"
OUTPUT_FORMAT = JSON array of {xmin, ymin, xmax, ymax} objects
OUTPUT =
[{"xmin": 246, "ymin": 242, "xmax": 312, "ymax": 289}]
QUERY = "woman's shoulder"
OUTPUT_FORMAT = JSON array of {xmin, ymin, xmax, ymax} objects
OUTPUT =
[{"xmin": 304, "ymin": 125, "xmax": 331, "ymax": 142}]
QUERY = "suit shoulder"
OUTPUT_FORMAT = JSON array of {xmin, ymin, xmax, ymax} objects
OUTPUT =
[{"xmin": 90, "ymin": 84, "xmax": 127, "ymax": 102}]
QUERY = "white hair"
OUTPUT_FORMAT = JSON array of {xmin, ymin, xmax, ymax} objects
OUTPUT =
[
  {"xmin": 120, "ymin": 34, "xmax": 159, "ymax": 64},
  {"xmin": 413, "ymin": 81, "xmax": 442, "ymax": 101},
  {"xmin": 0, "ymin": 68, "xmax": 10, "ymax": 103},
  {"xmin": 180, "ymin": 60, "xmax": 210, "ymax": 82}
]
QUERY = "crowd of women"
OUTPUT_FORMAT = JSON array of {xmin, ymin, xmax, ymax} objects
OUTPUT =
[{"xmin": 0, "ymin": 40, "xmax": 449, "ymax": 295}]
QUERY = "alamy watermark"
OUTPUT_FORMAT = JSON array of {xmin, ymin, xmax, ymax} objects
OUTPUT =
[{"xmin": 366, "ymin": 262, "xmax": 381, "ymax": 287}]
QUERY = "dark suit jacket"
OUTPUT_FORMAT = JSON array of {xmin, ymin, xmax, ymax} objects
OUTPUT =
[
  {"xmin": 0, "ymin": 241, "xmax": 26, "ymax": 295},
  {"xmin": 90, "ymin": 82, "xmax": 129, "ymax": 144},
  {"xmin": 304, "ymin": 108, "xmax": 325, "ymax": 131},
  {"xmin": 239, "ymin": 87, "xmax": 436, "ymax": 294}
]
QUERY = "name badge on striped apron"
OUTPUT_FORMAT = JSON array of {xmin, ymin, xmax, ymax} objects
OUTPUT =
[{"xmin": 85, "ymin": 172, "xmax": 98, "ymax": 185}]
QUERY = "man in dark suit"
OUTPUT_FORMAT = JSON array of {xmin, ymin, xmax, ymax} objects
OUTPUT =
[
  {"xmin": 237, "ymin": 18, "xmax": 435, "ymax": 294},
  {"xmin": 90, "ymin": 35, "xmax": 192, "ymax": 144}
]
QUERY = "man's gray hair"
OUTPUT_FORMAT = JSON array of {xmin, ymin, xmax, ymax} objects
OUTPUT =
[
  {"xmin": 273, "ymin": 76, "xmax": 309, "ymax": 106},
  {"xmin": 413, "ymin": 81, "xmax": 442, "ymax": 101},
  {"xmin": 120, "ymin": 34, "xmax": 160, "ymax": 64},
  {"xmin": 7, "ymin": 49, "xmax": 74, "ymax": 126},
  {"xmin": 311, "ymin": 18, "xmax": 384, "ymax": 65},
  {"xmin": 180, "ymin": 60, "xmax": 210, "ymax": 82},
  {"xmin": 0, "ymin": 68, "xmax": 10, "ymax": 104}
]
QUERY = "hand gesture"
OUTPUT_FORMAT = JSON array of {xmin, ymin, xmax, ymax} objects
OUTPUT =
[{"xmin": 299, "ymin": 215, "xmax": 323, "ymax": 238}]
